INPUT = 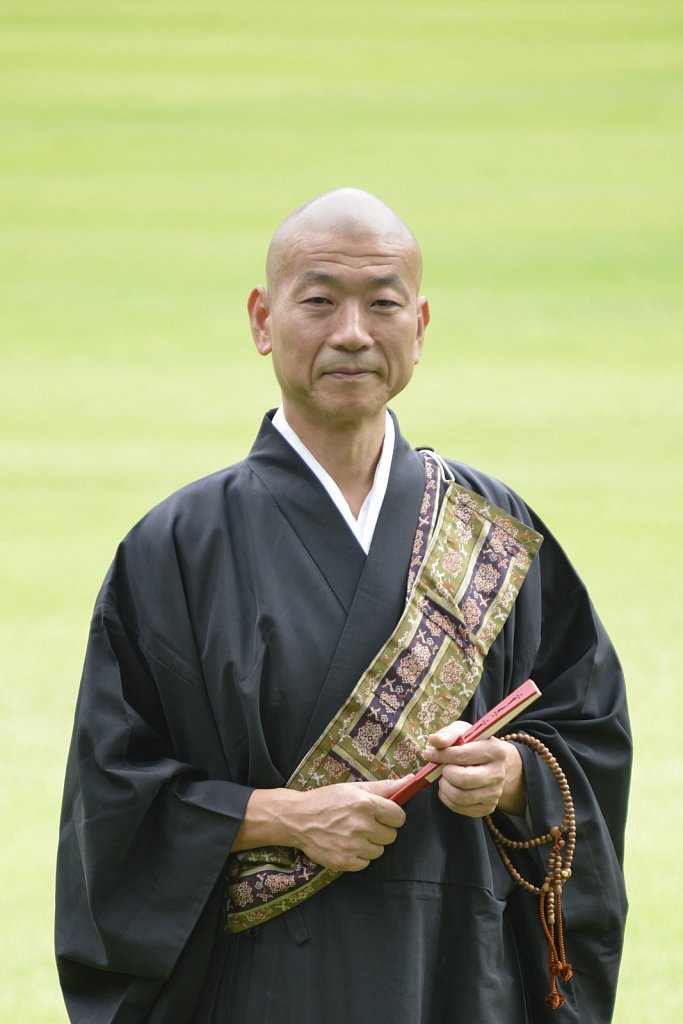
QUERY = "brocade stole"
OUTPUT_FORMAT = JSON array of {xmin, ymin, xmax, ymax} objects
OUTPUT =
[{"xmin": 225, "ymin": 452, "xmax": 543, "ymax": 933}]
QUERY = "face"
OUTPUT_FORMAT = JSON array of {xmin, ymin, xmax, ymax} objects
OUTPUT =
[{"xmin": 248, "ymin": 226, "xmax": 430, "ymax": 438}]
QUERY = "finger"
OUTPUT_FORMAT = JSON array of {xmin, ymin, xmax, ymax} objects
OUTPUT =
[
  {"xmin": 437, "ymin": 778, "xmax": 500, "ymax": 817},
  {"xmin": 441, "ymin": 762, "xmax": 505, "ymax": 792},
  {"xmin": 347, "ymin": 832, "xmax": 393, "ymax": 867},
  {"xmin": 425, "ymin": 737, "xmax": 503, "ymax": 767},
  {"xmin": 441, "ymin": 776, "xmax": 502, "ymax": 803},
  {"xmin": 360, "ymin": 777, "xmax": 412, "ymax": 798},
  {"xmin": 425, "ymin": 720, "xmax": 470, "ymax": 750},
  {"xmin": 440, "ymin": 795, "xmax": 498, "ymax": 818},
  {"xmin": 366, "ymin": 824, "xmax": 398, "ymax": 848},
  {"xmin": 356, "ymin": 780, "xmax": 407, "ymax": 827},
  {"xmin": 346, "ymin": 855, "xmax": 372, "ymax": 873}
]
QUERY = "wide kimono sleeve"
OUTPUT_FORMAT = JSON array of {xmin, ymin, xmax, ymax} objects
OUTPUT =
[
  {"xmin": 505, "ymin": 508, "xmax": 631, "ymax": 1023},
  {"xmin": 55, "ymin": 521, "xmax": 254, "ymax": 1023}
]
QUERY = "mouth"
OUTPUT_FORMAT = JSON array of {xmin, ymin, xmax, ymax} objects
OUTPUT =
[{"xmin": 323, "ymin": 367, "xmax": 375, "ymax": 380}]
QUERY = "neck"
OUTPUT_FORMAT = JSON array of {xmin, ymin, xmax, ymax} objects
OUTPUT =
[{"xmin": 281, "ymin": 406, "xmax": 387, "ymax": 517}]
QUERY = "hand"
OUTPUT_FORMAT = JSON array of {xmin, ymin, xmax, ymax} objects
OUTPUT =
[
  {"xmin": 288, "ymin": 778, "xmax": 408, "ymax": 871},
  {"xmin": 232, "ymin": 778, "xmax": 407, "ymax": 873},
  {"xmin": 424, "ymin": 722, "xmax": 526, "ymax": 817}
]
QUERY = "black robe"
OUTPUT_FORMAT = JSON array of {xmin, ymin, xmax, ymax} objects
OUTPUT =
[{"xmin": 55, "ymin": 413, "xmax": 630, "ymax": 1023}]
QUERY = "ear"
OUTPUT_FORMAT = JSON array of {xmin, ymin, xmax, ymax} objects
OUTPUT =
[
  {"xmin": 247, "ymin": 286, "xmax": 272, "ymax": 355},
  {"xmin": 413, "ymin": 297, "xmax": 430, "ymax": 364}
]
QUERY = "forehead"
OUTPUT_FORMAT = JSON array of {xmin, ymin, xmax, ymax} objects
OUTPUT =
[{"xmin": 274, "ymin": 227, "xmax": 420, "ymax": 292}]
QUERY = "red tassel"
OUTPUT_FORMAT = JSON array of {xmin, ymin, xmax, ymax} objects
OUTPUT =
[{"xmin": 539, "ymin": 884, "xmax": 573, "ymax": 1009}]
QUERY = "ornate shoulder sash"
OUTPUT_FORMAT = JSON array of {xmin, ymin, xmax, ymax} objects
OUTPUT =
[{"xmin": 224, "ymin": 453, "xmax": 543, "ymax": 933}]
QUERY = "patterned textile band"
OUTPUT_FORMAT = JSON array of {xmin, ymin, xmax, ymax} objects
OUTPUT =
[{"xmin": 224, "ymin": 452, "xmax": 543, "ymax": 933}]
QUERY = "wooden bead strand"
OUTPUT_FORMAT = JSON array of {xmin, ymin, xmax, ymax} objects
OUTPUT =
[{"xmin": 485, "ymin": 732, "xmax": 576, "ymax": 1011}]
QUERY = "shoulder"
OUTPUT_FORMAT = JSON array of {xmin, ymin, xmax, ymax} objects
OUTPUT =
[
  {"xmin": 120, "ymin": 413, "xmax": 293, "ymax": 553},
  {"xmin": 440, "ymin": 456, "xmax": 534, "ymax": 525},
  {"xmin": 439, "ymin": 454, "xmax": 589, "ymax": 598},
  {"xmin": 121, "ymin": 458, "xmax": 253, "ymax": 554},
  {"xmin": 98, "ymin": 459, "xmax": 257, "ymax": 613}
]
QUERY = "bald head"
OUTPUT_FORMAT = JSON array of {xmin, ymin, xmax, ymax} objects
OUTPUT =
[{"xmin": 265, "ymin": 188, "xmax": 422, "ymax": 295}]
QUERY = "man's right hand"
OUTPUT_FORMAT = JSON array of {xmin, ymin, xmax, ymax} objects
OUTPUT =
[{"xmin": 231, "ymin": 778, "xmax": 408, "ymax": 872}]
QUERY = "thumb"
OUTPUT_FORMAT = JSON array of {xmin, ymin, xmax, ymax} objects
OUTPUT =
[
  {"xmin": 426, "ymin": 719, "xmax": 470, "ymax": 751},
  {"xmin": 358, "ymin": 776, "xmax": 413, "ymax": 797},
  {"xmin": 356, "ymin": 778, "xmax": 409, "ymax": 823}
]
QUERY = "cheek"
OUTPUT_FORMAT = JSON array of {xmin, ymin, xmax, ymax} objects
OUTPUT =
[
  {"xmin": 270, "ymin": 348, "xmax": 297, "ymax": 387},
  {"xmin": 271, "ymin": 338, "xmax": 316, "ymax": 391},
  {"xmin": 396, "ymin": 342, "xmax": 420, "ymax": 378}
]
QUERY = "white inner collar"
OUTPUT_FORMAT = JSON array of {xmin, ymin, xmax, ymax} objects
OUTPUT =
[{"xmin": 271, "ymin": 408, "xmax": 395, "ymax": 554}]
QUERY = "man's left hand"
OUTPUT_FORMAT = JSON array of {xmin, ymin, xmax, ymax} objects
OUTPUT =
[{"xmin": 424, "ymin": 722, "xmax": 527, "ymax": 817}]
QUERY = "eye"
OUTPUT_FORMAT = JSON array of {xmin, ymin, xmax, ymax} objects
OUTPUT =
[
  {"xmin": 373, "ymin": 298, "xmax": 400, "ymax": 309},
  {"xmin": 302, "ymin": 295, "xmax": 333, "ymax": 306}
]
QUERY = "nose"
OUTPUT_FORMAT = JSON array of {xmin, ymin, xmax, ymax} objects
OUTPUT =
[{"xmin": 328, "ymin": 300, "xmax": 373, "ymax": 350}]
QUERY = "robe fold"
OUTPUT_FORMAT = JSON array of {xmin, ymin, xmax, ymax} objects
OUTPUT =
[{"xmin": 56, "ymin": 412, "xmax": 630, "ymax": 1023}]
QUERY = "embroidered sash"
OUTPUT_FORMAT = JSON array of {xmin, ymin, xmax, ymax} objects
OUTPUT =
[{"xmin": 224, "ymin": 453, "xmax": 543, "ymax": 933}]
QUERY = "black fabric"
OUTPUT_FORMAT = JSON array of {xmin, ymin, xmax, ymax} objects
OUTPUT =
[{"xmin": 55, "ymin": 413, "xmax": 630, "ymax": 1023}]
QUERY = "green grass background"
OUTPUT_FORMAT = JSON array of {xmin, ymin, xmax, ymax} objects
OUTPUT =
[{"xmin": 1, "ymin": 1, "xmax": 681, "ymax": 1020}]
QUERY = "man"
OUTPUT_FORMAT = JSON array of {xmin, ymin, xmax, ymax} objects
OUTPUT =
[{"xmin": 56, "ymin": 189, "xmax": 630, "ymax": 1023}]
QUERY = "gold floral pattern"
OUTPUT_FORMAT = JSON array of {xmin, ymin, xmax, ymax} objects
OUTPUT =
[
  {"xmin": 265, "ymin": 873, "xmax": 297, "ymax": 894},
  {"xmin": 489, "ymin": 527, "xmax": 511, "ymax": 555},
  {"xmin": 473, "ymin": 563, "xmax": 501, "ymax": 593},
  {"xmin": 379, "ymin": 691, "xmax": 401, "ymax": 713},
  {"xmin": 230, "ymin": 881, "xmax": 254, "ymax": 908},
  {"xmin": 351, "ymin": 721, "xmax": 384, "ymax": 758},
  {"xmin": 396, "ymin": 643, "xmax": 431, "ymax": 684},
  {"xmin": 462, "ymin": 597, "xmax": 482, "ymax": 629},
  {"xmin": 442, "ymin": 549, "xmax": 464, "ymax": 576},
  {"xmin": 440, "ymin": 657, "xmax": 464, "ymax": 688},
  {"xmin": 322, "ymin": 755, "xmax": 348, "ymax": 780},
  {"xmin": 439, "ymin": 696, "xmax": 463, "ymax": 725},
  {"xmin": 393, "ymin": 736, "xmax": 421, "ymax": 769},
  {"xmin": 417, "ymin": 696, "xmax": 439, "ymax": 728}
]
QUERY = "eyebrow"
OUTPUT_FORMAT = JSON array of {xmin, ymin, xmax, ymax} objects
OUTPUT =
[{"xmin": 299, "ymin": 270, "xmax": 409, "ymax": 293}]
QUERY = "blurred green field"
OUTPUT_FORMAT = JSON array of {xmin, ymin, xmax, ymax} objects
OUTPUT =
[{"xmin": 1, "ymin": 2, "xmax": 681, "ymax": 1020}]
